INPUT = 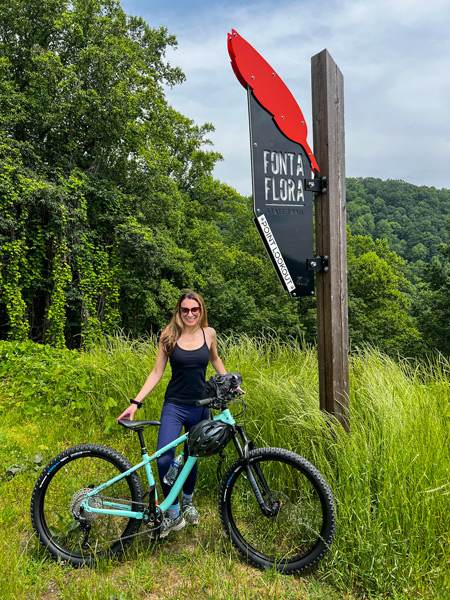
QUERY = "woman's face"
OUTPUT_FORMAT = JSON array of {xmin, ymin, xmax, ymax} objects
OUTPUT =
[{"xmin": 180, "ymin": 298, "xmax": 201, "ymax": 330}]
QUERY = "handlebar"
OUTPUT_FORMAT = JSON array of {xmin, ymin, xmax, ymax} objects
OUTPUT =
[
  {"xmin": 196, "ymin": 397, "xmax": 214, "ymax": 407},
  {"xmin": 197, "ymin": 373, "xmax": 244, "ymax": 409},
  {"xmin": 196, "ymin": 389, "xmax": 244, "ymax": 408}
]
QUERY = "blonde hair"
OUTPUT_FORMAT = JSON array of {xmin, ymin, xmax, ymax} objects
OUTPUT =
[{"xmin": 161, "ymin": 290, "xmax": 208, "ymax": 355}]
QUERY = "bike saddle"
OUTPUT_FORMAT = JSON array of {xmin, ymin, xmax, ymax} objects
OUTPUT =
[{"xmin": 118, "ymin": 419, "xmax": 161, "ymax": 430}]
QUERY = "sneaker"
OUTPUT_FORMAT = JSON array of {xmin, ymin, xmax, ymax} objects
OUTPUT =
[
  {"xmin": 182, "ymin": 500, "xmax": 200, "ymax": 525},
  {"xmin": 159, "ymin": 513, "xmax": 185, "ymax": 539}
]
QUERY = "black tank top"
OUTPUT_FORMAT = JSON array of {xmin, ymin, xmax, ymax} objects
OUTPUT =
[{"xmin": 164, "ymin": 329, "xmax": 210, "ymax": 405}]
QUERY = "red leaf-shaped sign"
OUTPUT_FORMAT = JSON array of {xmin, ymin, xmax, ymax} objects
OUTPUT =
[{"xmin": 228, "ymin": 29, "xmax": 319, "ymax": 173}]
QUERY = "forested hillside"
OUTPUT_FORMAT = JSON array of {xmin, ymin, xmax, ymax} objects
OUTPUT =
[
  {"xmin": 1, "ymin": 0, "xmax": 449, "ymax": 357},
  {"xmin": 346, "ymin": 178, "xmax": 450, "ymax": 355},
  {"xmin": 346, "ymin": 177, "xmax": 450, "ymax": 280}
]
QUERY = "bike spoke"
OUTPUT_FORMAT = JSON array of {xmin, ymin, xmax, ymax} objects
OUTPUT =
[
  {"xmin": 32, "ymin": 447, "xmax": 144, "ymax": 563},
  {"xmin": 220, "ymin": 448, "xmax": 335, "ymax": 573}
]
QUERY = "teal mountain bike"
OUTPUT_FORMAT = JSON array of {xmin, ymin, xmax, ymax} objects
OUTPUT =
[{"xmin": 30, "ymin": 373, "xmax": 336, "ymax": 574}]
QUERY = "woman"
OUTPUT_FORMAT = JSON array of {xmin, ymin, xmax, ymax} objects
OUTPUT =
[{"xmin": 117, "ymin": 290, "xmax": 227, "ymax": 538}]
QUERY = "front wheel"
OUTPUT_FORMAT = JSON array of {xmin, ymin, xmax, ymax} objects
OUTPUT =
[
  {"xmin": 219, "ymin": 447, "xmax": 335, "ymax": 574},
  {"xmin": 30, "ymin": 444, "xmax": 144, "ymax": 567}
]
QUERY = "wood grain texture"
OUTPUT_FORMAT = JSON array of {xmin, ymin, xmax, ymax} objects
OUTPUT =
[{"xmin": 311, "ymin": 49, "xmax": 349, "ymax": 431}]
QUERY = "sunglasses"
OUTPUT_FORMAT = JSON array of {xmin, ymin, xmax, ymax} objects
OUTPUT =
[{"xmin": 180, "ymin": 306, "xmax": 201, "ymax": 316}]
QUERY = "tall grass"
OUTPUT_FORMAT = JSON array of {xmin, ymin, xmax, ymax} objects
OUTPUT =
[
  {"xmin": 1, "ymin": 335, "xmax": 449, "ymax": 598},
  {"xmin": 219, "ymin": 338, "xmax": 449, "ymax": 597}
]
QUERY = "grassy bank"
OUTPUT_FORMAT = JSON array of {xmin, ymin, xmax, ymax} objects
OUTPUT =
[{"xmin": 0, "ymin": 336, "xmax": 449, "ymax": 599}]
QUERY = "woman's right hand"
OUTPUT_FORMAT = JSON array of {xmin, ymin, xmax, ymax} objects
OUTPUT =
[{"xmin": 117, "ymin": 403, "xmax": 138, "ymax": 422}]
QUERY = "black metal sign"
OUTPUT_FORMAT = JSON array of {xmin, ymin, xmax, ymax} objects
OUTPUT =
[{"xmin": 248, "ymin": 91, "xmax": 315, "ymax": 296}]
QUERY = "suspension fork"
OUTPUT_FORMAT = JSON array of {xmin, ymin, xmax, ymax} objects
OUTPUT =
[{"xmin": 232, "ymin": 425, "xmax": 278, "ymax": 517}]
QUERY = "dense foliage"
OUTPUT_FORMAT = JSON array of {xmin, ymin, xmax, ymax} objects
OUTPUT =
[
  {"xmin": 346, "ymin": 177, "xmax": 450, "ymax": 279},
  {"xmin": 0, "ymin": 0, "xmax": 310, "ymax": 349},
  {"xmin": 413, "ymin": 226, "xmax": 450, "ymax": 355},
  {"xmin": 1, "ymin": 1, "xmax": 450, "ymax": 357},
  {"xmin": 347, "ymin": 231, "xmax": 422, "ymax": 355},
  {"xmin": 346, "ymin": 178, "xmax": 450, "ymax": 355}
]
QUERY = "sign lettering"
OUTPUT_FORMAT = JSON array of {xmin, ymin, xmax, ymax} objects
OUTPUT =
[
  {"xmin": 264, "ymin": 177, "xmax": 305, "ymax": 203},
  {"xmin": 257, "ymin": 214, "xmax": 295, "ymax": 292},
  {"xmin": 263, "ymin": 151, "xmax": 305, "ymax": 177},
  {"xmin": 228, "ymin": 28, "xmax": 319, "ymax": 297},
  {"xmin": 248, "ymin": 92, "xmax": 315, "ymax": 296}
]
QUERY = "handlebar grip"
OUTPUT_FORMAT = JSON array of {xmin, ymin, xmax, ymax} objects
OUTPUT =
[{"xmin": 196, "ymin": 397, "xmax": 213, "ymax": 407}]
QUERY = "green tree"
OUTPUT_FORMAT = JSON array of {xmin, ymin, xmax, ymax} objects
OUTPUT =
[
  {"xmin": 3, "ymin": 3, "xmax": 444, "ymax": 355},
  {"xmin": 347, "ymin": 230, "xmax": 423, "ymax": 356},
  {"xmin": 346, "ymin": 178, "xmax": 450, "ymax": 283},
  {"xmin": 0, "ymin": 0, "xmax": 218, "ymax": 346},
  {"xmin": 413, "ymin": 223, "xmax": 450, "ymax": 355},
  {"xmin": 180, "ymin": 178, "xmax": 316, "ymax": 341}
]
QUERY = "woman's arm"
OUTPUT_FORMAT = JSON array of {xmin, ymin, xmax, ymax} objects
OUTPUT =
[
  {"xmin": 208, "ymin": 327, "xmax": 227, "ymax": 374},
  {"xmin": 208, "ymin": 327, "xmax": 245, "ymax": 393},
  {"xmin": 116, "ymin": 337, "xmax": 168, "ymax": 421}
]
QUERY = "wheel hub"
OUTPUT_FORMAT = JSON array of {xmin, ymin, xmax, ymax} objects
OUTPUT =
[{"xmin": 70, "ymin": 488, "xmax": 102, "ymax": 522}]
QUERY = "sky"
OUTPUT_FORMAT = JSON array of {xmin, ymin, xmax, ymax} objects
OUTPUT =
[{"xmin": 121, "ymin": 0, "xmax": 450, "ymax": 196}]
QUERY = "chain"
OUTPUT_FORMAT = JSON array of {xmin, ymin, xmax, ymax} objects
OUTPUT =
[
  {"xmin": 76, "ymin": 494, "xmax": 163, "ymax": 549},
  {"xmin": 95, "ymin": 495, "xmax": 146, "ymax": 508}
]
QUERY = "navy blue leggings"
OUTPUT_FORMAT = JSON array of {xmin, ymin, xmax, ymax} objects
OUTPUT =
[{"xmin": 156, "ymin": 402, "xmax": 209, "ymax": 499}]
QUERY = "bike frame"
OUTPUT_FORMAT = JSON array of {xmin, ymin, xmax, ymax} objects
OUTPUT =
[{"xmin": 80, "ymin": 408, "xmax": 237, "ymax": 520}]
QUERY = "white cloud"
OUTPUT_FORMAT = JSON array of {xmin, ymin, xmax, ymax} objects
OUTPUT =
[{"xmin": 123, "ymin": 0, "xmax": 450, "ymax": 192}]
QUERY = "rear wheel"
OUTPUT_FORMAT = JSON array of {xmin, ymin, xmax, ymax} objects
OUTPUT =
[
  {"xmin": 31, "ymin": 444, "xmax": 143, "ymax": 566},
  {"xmin": 219, "ymin": 447, "xmax": 335, "ymax": 573}
]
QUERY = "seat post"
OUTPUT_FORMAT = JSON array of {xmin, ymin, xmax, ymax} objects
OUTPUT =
[{"xmin": 136, "ymin": 428, "xmax": 147, "ymax": 455}]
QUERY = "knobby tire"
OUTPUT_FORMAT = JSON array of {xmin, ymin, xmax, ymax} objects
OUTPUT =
[
  {"xmin": 219, "ymin": 447, "xmax": 336, "ymax": 574},
  {"xmin": 30, "ymin": 444, "xmax": 144, "ymax": 567}
]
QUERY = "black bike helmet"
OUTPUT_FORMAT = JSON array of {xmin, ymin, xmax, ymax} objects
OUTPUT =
[{"xmin": 188, "ymin": 420, "xmax": 234, "ymax": 457}]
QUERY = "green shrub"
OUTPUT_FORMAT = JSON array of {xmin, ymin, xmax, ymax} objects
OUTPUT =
[{"xmin": 0, "ymin": 340, "xmax": 93, "ymax": 416}]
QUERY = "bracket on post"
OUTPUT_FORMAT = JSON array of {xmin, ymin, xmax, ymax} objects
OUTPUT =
[
  {"xmin": 305, "ymin": 176, "xmax": 327, "ymax": 194},
  {"xmin": 307, "ymin": 256, "xmax": 329, "ymax": 272}
]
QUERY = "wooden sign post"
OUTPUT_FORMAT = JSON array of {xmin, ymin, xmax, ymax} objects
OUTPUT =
[{"xmin": 311, "ymin": 49, "xmax": 349, "ymax": 431}]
